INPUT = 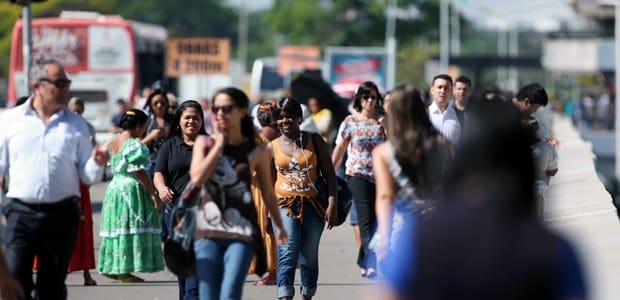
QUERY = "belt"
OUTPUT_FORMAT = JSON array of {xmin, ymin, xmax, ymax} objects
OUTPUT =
[{"xmin": 10, "ymin": 196, "xmax": 78, "ymax": 212}]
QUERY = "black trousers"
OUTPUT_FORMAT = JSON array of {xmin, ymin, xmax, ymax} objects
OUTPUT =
[
  {"xmin": 2, "ymin": 197, "xmax": 80, "ymax": 300},
  {"xmin": 346, "ymin": 176, "xmax": 377, "ymax": 270}
]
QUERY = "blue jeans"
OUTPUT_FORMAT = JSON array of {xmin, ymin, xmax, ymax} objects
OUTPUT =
[
  {"xmin": 276, "ymin": 202, "xmax": 325, "ymax": 298},
  {"xmin": 178, "ymin": 275, "xmax": 199, "ymax": 300},
  {"xmin": 194, "ymin": 238, "xmax": 254, "ymax": 300}
]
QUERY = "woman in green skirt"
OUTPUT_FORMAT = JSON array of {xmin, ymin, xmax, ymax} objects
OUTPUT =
[{"xmin": 98, "ymin": 109, "xmax": 164, "ymax": 283}]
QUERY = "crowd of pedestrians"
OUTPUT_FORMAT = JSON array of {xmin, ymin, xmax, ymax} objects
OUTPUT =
[{"xmin": 0, "ymin": 58, "xmax": 585, "ymax": 300}]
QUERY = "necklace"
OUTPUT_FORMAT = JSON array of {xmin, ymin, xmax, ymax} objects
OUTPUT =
[
  {"xmin": 225, "ymin": 136, "xmax": 246, "ymax": 145},
  {"xmin": 282, "ymin": 134, "xmax": 301, "ymax": 145},
  {"xmin": 281, "ymin": 134, "xmax": 304, "ymax": 154}
]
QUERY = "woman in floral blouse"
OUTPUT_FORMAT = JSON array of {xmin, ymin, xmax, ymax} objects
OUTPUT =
[{"xmin": 331, "ymin": 81, "xmax": 386, "ymax": 279}]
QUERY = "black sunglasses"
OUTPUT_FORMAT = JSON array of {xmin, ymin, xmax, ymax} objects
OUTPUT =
[
  {"xmin": 362, "ymin": 95, "xmax": 377, "ymax": 101},
  {"xmin": 211, "ymin": 104, "xmax": 235, "ymax": 114},
  {"xmin": 39, "ymin": 78, "xmax": 72, "ymax": 88}
]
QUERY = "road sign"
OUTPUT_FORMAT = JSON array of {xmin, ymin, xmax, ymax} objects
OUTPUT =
[{"xmin": 166, "ymin": 38, "xmax": 230, "ymax": 77}]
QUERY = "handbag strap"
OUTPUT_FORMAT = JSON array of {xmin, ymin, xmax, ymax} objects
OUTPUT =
[
  {"xmin": 308, "ymin": 132, "xmax": 323, "ymax": 174},
  {"xmin": 310, "ymin": 132, "xmax": 325, "ymax": 177}
]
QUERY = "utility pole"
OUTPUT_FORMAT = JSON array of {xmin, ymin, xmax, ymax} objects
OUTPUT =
[
  {"xmin": 385, "ymin": 0, "xmax": 397, "ymax": 90},
  {"xmin": 439, "ymin": 0, "xmax": 450, "ymax": 73},
  {"xmin": 10, "ymin": 0, "xmax": 49, "ymax": 95},
  {"xmin": 237, "ymin": 1, "xmax": 248, "ymax": 74},
  {"xmin": 21, "ymin": 0, "xmax": 32, "ymax": 92},
  {"xmin": 497, "ymin": 30, "xmax": 507, "ymax": 88},
  {"xmin": 450, "ymin": 1, "xmax": 460, "ymax": 56},
  {"xmin": 508, "ymin": 27, "xmax": 519, "ymax": 92},
  {"xmin": 615, "ymin": 2, "xmax": 620, "ymax": 179}
]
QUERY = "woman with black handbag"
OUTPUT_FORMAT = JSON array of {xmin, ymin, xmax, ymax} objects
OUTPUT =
[
  {"xmin": 190, "ymin": 87, "xmax": 287, "ymax": 300},
  {"xmin": 271, "ymin": 97, "xmax": 338, "ymax": 300},
  {"xmin": 154, "ymin": 100, "xmax": 206, "ymax": 300}
]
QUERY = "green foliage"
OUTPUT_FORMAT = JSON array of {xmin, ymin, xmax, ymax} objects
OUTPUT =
[
  {"xmin": 0, "ymin": 0, "xmax": 238, "ymax": 75},
  {"xmin": 0, "ymin": 2, "xmax": 25, "ymax": 73},
  {"xmin": 263, "ymin": 0, "xmax": 444, "ymax": 84},
  {"xmin": 396, "ymin": 40, "xmax": 438, "ymax": 89},
  {"xmin": 0, "ymin": 0, "xmax": 525, "ymax": 90}
]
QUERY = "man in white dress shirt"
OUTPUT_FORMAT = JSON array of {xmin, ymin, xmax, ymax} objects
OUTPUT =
[
  {"xmin": 428, "ymin": 74, "xmax": 461, "ymax": 145},
  {"xmin": 0, "ymin": 59, "xmax": 108, "ymax": 299}
]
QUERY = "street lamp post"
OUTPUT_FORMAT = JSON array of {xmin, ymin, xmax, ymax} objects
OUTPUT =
[
  {"xmin": 440, "ymin": 0, "xmax": 450, "ymax": 73},
  {"xmin": 10, "ymin": 0, "xmax": 47, "ymax": 95},
  {"xmin": 615, "ymin": 2, "xmax": 620, "ymax": 180},
  {"xmin": 10, "ymin": 0, "xmax": 33, "ymax": 93},
  {"xmin": 237, "ymin": 1, "xmax": 248, "ymax": 74},
  {"xmin": 385, "ymin": 0, "xmax": 397, "ymax": 91},
  {"xmin": 385, "ymin": 2, "xmax": 421, "ymax": 90}
]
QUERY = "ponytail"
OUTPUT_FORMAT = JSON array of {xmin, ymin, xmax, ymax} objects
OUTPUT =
[{"xmin": 241, "ymin": 115, "xmax": 257, "ymax": 148}]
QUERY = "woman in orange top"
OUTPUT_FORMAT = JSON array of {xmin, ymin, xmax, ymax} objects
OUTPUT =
[{"xmin": 271, "ymin": 97, "xmax": 338, "ymax": 300}]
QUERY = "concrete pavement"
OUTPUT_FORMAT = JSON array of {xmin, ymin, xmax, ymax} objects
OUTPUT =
[
  {"xmin": 66, "ymin": 183, "xmax": 373, "ymax": 300},
  {"xmin": 546, "ymin": 116, "xmax": 620, "ymax": 300},
  {"xmin": 64, "ymin": 114, "xmax": 620, "ymax": 299}
]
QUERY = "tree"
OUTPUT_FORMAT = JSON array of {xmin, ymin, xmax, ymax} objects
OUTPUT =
[{"xmin": 0, "ymin": 0, "xmax": 239, "ymax": 76}]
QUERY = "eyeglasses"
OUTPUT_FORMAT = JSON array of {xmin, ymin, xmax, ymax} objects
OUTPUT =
[
  {"xmin": 362, "ymin": 95, "xmax": 377, "ymax": 101},
  {"xmin": 211, "ymin": 104, "xmax": 235, "ymax": 114},
  {"xmin": 39, "ymin": 78, "xmax": 72, "ymax": 88}
]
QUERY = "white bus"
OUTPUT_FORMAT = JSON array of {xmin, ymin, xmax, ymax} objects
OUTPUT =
[{"xmin": 8, "ymin": 11, "xmax": 167, "ymax": 131}]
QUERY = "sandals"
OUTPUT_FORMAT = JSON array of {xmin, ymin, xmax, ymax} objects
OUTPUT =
[
  {"xmin": 117, "ymin": 274, "xmax": 145, "ymax": 283},
  {"xmin": 84, "ymin": 277, "xmax": 97, "ymax": 286},
  {"xmin": 360, "ymin": 268, "xmax": 367, "ymax": 278},
  {"xmin": 364, "ymin": 269, "xmax": 378, "ymax": 280},
  {"xmin": 101, "ymin": 273, "xmax": 118, "ymax": 280},
  {"xmin": 254, "ymin": 277, "xmax": 276, "ymax": 286}
]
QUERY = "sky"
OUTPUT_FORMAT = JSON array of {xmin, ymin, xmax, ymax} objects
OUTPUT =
[
  {"xmin": 224, "ymin": 0, "xmax": 274, "ymax": 11},
  {"xmin": 444, "ymin": 0, "xmax": 579, "ymax": 31},
  {"xmin": 224, "ymin": 0, "xmax": 582, "ymax": 31}
]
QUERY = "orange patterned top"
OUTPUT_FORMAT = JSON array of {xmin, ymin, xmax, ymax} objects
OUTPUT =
[{"xmin": 272, "ymin": 135, "xmax": 325, "ymax": 221}]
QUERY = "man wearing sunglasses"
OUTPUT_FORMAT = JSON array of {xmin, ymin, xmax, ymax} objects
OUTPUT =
[{"xmin": 0, "ymin": 59, "xmax": 109, "ymax": 299}]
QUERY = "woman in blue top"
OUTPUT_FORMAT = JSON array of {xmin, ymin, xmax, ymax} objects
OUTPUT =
[
  {"xmin": 372, "ymin": 85, "xmax": 453, "ymax": 261},
  {"xmin": 379, "ymin": 100, "xmax": 587, "ymax": 300}
]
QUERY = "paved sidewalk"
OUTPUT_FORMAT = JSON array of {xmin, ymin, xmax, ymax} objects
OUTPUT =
[
  {"xmin": 546, "ymin": 116, "xmax": 620, "ymax": 300},
  {"xmin": 66, "ymin": 183, "xmax": 373, "ymax": 300},
  {"xmin": 66, "ymin": 114, "xmax": 620, "ymax": 299}
]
